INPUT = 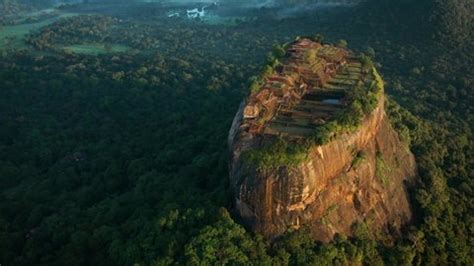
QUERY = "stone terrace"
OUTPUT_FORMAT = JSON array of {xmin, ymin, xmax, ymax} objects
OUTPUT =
[{"xmin": 242, "ymin": 38, "xmax": 369, "ymax": 139}]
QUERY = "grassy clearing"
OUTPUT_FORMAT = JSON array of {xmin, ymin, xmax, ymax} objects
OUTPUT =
[
  {"xmin": 62, "ymin": 43, "xmax": 131, "ymax": 55},
  {"xmin": 243, "ymin": 139, "xmax": 309, "ymax": 170},
  {"xmin": 0, "ymin": 22, "xmax": 43, "ymax": 49},
  {"xmin": 0, "ymin": 12, "xmax": 80, "ymax": 50},
  {"xmin": 201, "ymin": 15, "xmax": 248, "ymax": 26}
]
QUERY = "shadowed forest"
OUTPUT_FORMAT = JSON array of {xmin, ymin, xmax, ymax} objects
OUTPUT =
[{"xmin": 0, "ymin": 0, "xmax": 473, "ymax": 265}]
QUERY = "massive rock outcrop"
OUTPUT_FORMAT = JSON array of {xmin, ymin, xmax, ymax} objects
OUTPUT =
[{"xmin": 228, "ymin": 38, "xmax": 417, "ymax": 241}]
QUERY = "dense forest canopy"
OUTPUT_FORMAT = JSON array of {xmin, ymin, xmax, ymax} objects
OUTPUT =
[
  {"xmin": 0, "ymin": 0, "xmax": 472, "ymax": 265},
  {"xmin": 354, "ymin": 0, "xmax": 474, "ymax": 46}
]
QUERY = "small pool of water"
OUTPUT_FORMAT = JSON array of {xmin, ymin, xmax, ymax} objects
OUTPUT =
[{"xmin": 322, "ymin": 99, "xmax": 341, "ymax": 105}]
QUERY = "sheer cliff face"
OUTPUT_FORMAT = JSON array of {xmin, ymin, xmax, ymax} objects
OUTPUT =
[{"xmin": 228, "ymin": 96, "xmax": 417, "ymax": 241}]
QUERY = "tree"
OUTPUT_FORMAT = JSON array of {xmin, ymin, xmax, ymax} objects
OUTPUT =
[
  {"xmin": 336, "ymin": 39, "xmax": 348, "ymax": 48},
  {"xmin": 184, "ymin": 208, "xmax": 271, "ymax": 265}
]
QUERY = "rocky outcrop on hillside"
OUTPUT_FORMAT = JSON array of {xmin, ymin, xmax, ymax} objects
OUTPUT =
[{"xmin": 228, "ymin": 39, "xmax": 417, "ymax": 241}]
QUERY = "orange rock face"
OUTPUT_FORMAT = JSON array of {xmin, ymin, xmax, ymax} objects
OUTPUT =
[
  {"xmin": 228, "ymin": 96, "xmax": 417, "ymax": 241},
  {"xmin": 229, "ymin": 39, "xmax": 417, "ymax": 241}
]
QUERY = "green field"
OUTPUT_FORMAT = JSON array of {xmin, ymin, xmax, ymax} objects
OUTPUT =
[
  {"xmin": 1, "ymin": 10, "xmax": 129, "ymax": 55},
  {"xmin": 0, "ymin": 12, "xmax": 80, "ymax": 50},
  {"xmin": 62, "ymin": 43, "xmax": 131, "ymax": 55},
  {"xmin": 202, "ymin": 15, "xmax": 249, "ymax": 26}
]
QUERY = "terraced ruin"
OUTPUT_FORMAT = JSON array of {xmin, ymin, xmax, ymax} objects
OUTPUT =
[{"xmin": 242, "ymin": 38, "xmax": 375, "ymax": 139}]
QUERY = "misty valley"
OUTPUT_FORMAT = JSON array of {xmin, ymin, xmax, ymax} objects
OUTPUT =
[{"xmin": 0, "ymin": 0, "xmax": 473, "ymax": 265}]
